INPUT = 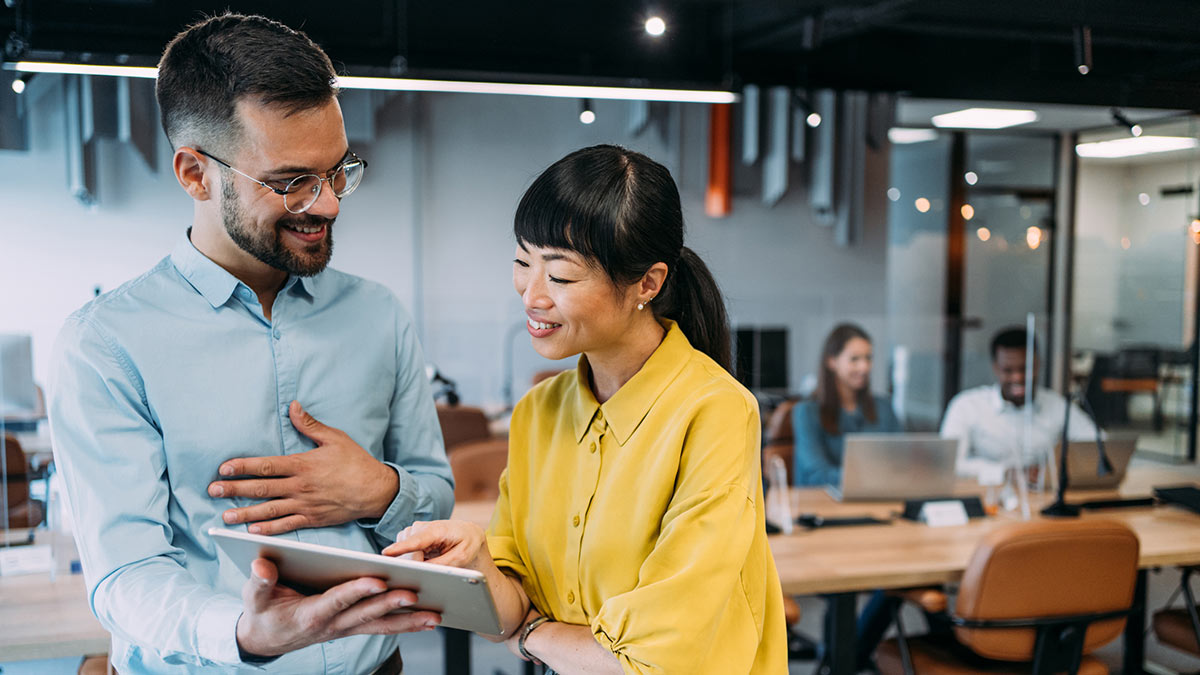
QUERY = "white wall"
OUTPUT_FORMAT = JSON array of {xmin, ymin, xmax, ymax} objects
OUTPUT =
[{"xmin": 0, "ymin": 81, "xmax": 892, "ymax": 410}]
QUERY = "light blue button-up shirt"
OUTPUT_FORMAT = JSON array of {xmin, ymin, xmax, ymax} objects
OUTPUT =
[{"xmin": 49, "ymin": 233, "xmax": 454, "ymax": 673}]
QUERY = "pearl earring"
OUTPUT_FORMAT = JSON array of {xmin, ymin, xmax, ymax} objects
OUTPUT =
[{"xmin": 637, "ymin": 302, "xmax": 645, "ymax": 311}]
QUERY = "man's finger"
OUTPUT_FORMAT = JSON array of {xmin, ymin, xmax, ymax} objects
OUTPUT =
[
  {"xmin": 289, "ymin": 400, "xmax": 338, "ymax": 444},
  {"xmin": 355, "ymin": 610, "xmax": 442, "ymax": 636},
  {"xmin": 217, "ymin": 455, "xmax": 296, "ymax": 478},
  {"xmin": 304, "ymin": 577, "xmax": 390, "ymax": 627},
  {"xmin": 221, "ymin": 498, "xmax": 307, "ymax": 529},
  {"xmin": 208, "ymin": 477, "xmax": 298, "ymax": 500},
  {"xmin": 326, "ymin": 589, "xmax": 423, "ymax": 634},
  {"xmin": 242, "ymin": 558, "xmax": 279, "ymax": 613}
]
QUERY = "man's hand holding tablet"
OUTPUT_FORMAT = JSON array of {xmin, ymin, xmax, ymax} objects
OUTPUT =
[{"xmin": 235, "ymin": 556, "xmax": 440, "ymax": 659}]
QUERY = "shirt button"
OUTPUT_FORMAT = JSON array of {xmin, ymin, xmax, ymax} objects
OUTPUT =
[
  {"xmin": 567, "ymin": 591, "xmax": 575, "ymax": 604},
  {"xmin": 594, "ymin": 411, "xmax": 604, "ymax": 423},
  {"xmin": 589, "ymin": 441, "xmax": 596, "ymax": 453},
  {"xmin": 272, "ymin": 328, "xmax": 281, "ymax": 339},
  {"xmin": 572, "ymin": 514, "xmax": 580, "ymax": 527}
]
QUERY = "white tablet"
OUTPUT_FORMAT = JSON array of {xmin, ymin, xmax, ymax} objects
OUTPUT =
[{"xmin": 209, "ymin": 528, "xmax": 503, "ymax": 635}]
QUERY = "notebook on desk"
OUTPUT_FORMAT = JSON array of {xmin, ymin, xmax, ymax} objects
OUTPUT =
[
  {"xmin": 827, "ymin": 433, "xmax": 959, "ymax": 501},
  {"xmin": 1053, "ymin": 438, "xmax": 1136, "ymax": 490}
]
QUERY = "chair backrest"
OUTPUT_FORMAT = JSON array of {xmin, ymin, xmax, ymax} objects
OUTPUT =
[
  {"xmin": 448, "ymin": 438, "xmax": 509, "ymax": 503},
  {"xmin": 954, "ymin": 518, "xmax": 1139, "ymax": 661},
  {"xmin": 436, "ymin": 405, "xmax": 491, "ymax": 452},
  {"xmin": 2, "ymin": 434, "xmax": 30, "ymax": 508},
  {"xmin": 764, "ymin": 398, "xmax": 798, "ymax": 446},
  {"xmin": 762, "ymin": 442, "xmax": 794, "ymax": 487}
]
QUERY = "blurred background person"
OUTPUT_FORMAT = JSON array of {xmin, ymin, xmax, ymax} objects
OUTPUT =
[{"xmin": 792, "ymin": 323, "xmax": 900, "ymax": 487}]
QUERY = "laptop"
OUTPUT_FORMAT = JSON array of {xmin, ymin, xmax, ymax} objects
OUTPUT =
[
  {"xmin": 827, "ymin": 433, "xmax": 959, "ymax": 501},
  {"xmin": 1053, "ymin": 437, "xmax": 1137, "ymax": 490}
]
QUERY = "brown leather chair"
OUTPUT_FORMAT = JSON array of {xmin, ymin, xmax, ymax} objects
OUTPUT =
[
  {"xmin": 764, "ymin": 398, "xmax": 798, "ymax": 446},
  {"xmin": 1152, "ymin": 566, "xmax": 1200, "ymax": 658},
  {"xmin": 3, "ymin": 434, "xmax": 45, "ymax": 529},
  {"xmin": 762, "ymin": 398, "xmax": 800, "ymax": 486},
  {"xmin": 877, "ymin": 519, "xmax": 1139, "ymax": 675},
  {"xmin": 448, "ymin": 438, "xmax": 509, "ymax": 503},
  {"xmin": 436, "ymin": 404, "xmax": 491, "ymax": 453}
]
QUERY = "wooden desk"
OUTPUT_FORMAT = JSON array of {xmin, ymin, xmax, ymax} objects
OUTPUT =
[
  {"xmin": 772, "ymin": 463, "xmax": 1200, "ymax": 675},
  {"xmin": 0, "ymin": 531, "xmax": 108, "ymax": 662}
]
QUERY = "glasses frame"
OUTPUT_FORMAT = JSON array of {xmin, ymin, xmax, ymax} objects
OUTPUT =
[{"xmin": 196, "ymin": 149, "xmax": 367, "ymax": 214}]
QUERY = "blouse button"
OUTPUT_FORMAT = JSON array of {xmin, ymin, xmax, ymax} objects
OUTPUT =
[
  {"xmin": 572, "ymin": 514, "xmax": 580, "ymax": 527},
  {"xmin": 567, "ymin": 591, "xmax": 575, "ymax": 604},
  {"xmin": 589, "ymin": 441, "xmax": 596, "ymax": 453}
]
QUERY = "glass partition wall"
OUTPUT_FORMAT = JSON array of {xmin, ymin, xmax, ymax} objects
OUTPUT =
[
  {"xmin": 886, "ymin": 131, "xmax": 1058, "ymax": 431},
  {"xmin": 1072, "ymin": 116, "xmax": 1200, "ymax": 461}
]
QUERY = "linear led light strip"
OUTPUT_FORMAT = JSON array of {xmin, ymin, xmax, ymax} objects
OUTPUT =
[{"xmin": 6, "ymin": 61, "xmax": 740, "ymax": 103}]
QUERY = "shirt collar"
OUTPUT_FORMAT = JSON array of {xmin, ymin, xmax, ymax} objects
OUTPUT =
[
  {"xmin": 571, "ymin": 319, "xmax": 693, "ymax": 445},
  {"xmin": 171, "ymin": 231, "xmax": 318, "ymax": 309}
]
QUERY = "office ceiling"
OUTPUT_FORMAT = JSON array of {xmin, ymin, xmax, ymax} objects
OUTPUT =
[{"xmin": 4, "ymin": 0, "xmax": 1200, "ymax": 109}]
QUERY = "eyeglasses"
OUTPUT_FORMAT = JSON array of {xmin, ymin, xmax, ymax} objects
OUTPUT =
[{"xmin": 197, "ymin": 149, "xmax": 367, "ymax": 214}]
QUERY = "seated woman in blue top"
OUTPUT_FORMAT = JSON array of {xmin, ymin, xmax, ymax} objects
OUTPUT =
[{"xmin": 792, "ymin": 323, "xmax": 900, "ymax": 487}]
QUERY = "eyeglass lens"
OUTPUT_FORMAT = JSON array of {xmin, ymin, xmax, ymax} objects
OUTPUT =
[{"xmin": 283, "ymin": 160, "xmax": 365, "ymax": 213}]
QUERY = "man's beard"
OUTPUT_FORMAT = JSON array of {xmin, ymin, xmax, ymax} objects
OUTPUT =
[{"xmin": 221, "ymin": 178, "xmax": 334, "ymax": 277}]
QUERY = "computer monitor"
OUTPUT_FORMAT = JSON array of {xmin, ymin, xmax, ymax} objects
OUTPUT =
[{"xmin": 0, "ymin": 334, "xmax": 38, "ymax": 417}]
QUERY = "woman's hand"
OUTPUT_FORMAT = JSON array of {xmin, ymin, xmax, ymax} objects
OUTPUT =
[{"xmin": 382, "ymin": 520, "xmax": 492, "ymax": 573}]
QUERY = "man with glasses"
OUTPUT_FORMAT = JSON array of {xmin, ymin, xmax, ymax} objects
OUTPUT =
[{"xmin": 48, "ymin": 13, "xmax": 452, "ymax": 673}]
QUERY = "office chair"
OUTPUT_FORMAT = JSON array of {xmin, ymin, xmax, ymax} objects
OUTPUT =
[
  {"xmin": 447, "ymin": 438, "xmax": 509, "ymax": 503},
  {"xmin": 1152, "ymin": 566, "xmax": 1200, "ymax": 660},
  {"xmin": 436, "ymin": 404, "xmax": 493, "ymax": 453},
  {"xmin": 876, "ymin": 519, "xmax": 1139, "ymax": 675},
  {"xmin": 764, "ymin": 398, "xmax": 799, "ymax": 446},
  {"xmin": 3, "ymin": 434, "xmax": 45, "ymax": 529}
]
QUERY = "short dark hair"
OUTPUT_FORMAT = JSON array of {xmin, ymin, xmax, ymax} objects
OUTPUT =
[
  {"xmin": 155, "ymin": 13, "xmax": 338, "ymax": 152},
  {"xmin": 991, "ymin": 327, "xmax": 1036, "ymax": 361},
  {"xmin": 514, "ymin": 145, "xmax": 732, "ymax": 371}
]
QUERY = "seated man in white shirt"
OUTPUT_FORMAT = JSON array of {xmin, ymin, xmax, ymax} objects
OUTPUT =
[{"xmin": 941, "ymin": 327, "xmax": 1099, "ymax": 478}]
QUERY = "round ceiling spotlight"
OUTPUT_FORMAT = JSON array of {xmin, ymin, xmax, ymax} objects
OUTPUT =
[
  {"xmin": 645, "ymin": 16, "xmax": 666, "ymax": 37},
  {"xmin": 806, "ymin": 112, "xmax": 822, "ymax": 128},
  {"xmin": 579, "ymin": 98, "xmax": 596, "ymax": 124}
]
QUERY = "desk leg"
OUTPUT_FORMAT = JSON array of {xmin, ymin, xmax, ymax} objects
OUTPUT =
[
  {"xmin": 442, "ymin": 627, "xmax": 471, "ymax": 675},
  {"xmin": 1123, "ymin": 569, "xmax": 1147, "ymax": 675},
  {"xmin": 826, "ymin": 592, "xmax": 857, "ymax": 675}
]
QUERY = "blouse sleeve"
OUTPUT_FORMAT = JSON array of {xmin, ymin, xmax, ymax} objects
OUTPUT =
[
  {"xmin": 485, "ymin": 468, "xmax": 528, "ymax": 580},
  {"xmin": 589, "ymin": 387, "xmax": 763, "ymax": 674},
  {"xmin": 792, "ymin": 401, "xmax": 842, "ymax": 486}
]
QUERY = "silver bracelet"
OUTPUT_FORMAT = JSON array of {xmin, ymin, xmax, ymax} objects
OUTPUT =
[{"xmin": 518, "ymin": 615, "xmax": 552, "ymax": 661}]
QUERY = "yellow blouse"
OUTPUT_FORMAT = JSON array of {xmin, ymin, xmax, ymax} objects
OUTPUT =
[{"xmin": 488, "ymin": 321, "xmax": 787, "ymax": 674}]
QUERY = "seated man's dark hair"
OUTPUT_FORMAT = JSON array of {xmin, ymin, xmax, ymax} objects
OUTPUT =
[
  {"xmin": 991, "ymin": 327, "xmax": 1036, "ymax": 361},
  {"xmin": 155, "ymin": 12, "xmax": 339, "ymax": 154}
]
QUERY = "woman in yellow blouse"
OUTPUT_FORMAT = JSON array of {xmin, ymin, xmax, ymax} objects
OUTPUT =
[{"xmin": 385, "ymin": 145, "xmax": 787, "ymax": 674}]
